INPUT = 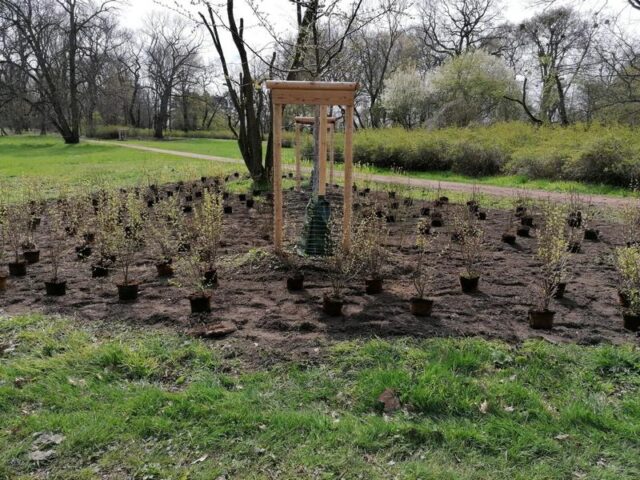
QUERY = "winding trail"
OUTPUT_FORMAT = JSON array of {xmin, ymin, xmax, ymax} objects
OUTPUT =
[{"xmin": 90, "ymin": 139, "xmax": 634, "ymax": 208}]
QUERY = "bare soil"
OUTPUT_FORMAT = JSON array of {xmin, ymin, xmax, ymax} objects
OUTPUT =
[{"xmin": 1, "ymin": 180, "xmax": 638, "ymax": 367}]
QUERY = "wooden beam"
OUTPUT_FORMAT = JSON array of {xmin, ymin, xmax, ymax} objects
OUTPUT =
[
  {"xmin": 273, "ymin": 103, "xmax": 284, "ymax": 252},
  {"xmin": 329, "ymin": 123, "xmax": 335, "ymax": 187},
  {"xmin": 295, "ymin": 116, "xmax": 337, "ymax": 125},
  {"xmin": 266, "ymin": 80, "xmax": 358, "ymax": 91},
  {"xmin": 342, "ymin": 105, "xmax": 354, "ymax": 249},
  {"xmin": 294, "ymin": 123, "xmax": 302, "ymax": 192},
  {"xmin": 317, "ymin": 106, "xmax": 328, "ymax": 197}
]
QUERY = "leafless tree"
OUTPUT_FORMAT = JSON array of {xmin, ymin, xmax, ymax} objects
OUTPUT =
[
  {"xmin": 416, "ymin": 0, "xmax": 506, "ymax": 64},
  {"xmin": 143, "ymin": 13, "xmax": 201, "ymax": 139}
]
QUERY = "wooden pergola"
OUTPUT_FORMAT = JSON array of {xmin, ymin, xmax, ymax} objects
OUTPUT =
[
  {"xmin": 266, "ymin": 80, "xmax": 357, "ymax": 253},
  {"xmin": 293, "ymin": 116, "xmax": 337, "ymax": 192}
]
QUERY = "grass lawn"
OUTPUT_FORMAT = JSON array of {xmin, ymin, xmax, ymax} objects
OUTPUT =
[
  {"xmin": 0, "ymin": 136, "xmax": 242, "ymax": 198},
  {"xmin": 124, "ymin": 138, "xmax": 632, "ymax": 198},
  {"xmin": 1, "ymin": 314, "xmax": 639, "ymax": 479}
]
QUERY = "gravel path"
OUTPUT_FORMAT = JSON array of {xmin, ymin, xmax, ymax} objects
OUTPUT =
[{"xmin": 92, "ymin": 140, "xmax": 635, "ymax": 208}]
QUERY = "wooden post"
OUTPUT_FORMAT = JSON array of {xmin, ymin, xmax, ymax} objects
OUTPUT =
[
  {"xmin": 329, "ymin": 124, "xmax": 335, "ymax": 187},
  {"xmin": 342, "ymin": 105, "xmax": 354, "ymax": 249},
  {"xmin": 317, "ymin": 106, "xmax": 328, "ymax": 196},
  {"xmin": 273, "ymin": 103, "xmax": 284, "ymax": 252},
  {"xmin": 295, "ymin": 123, "xmax": 302, "ymax": 192}
]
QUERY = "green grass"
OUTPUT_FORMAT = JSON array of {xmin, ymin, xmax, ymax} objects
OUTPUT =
[
  {"xmin": 1, "ymin": 314, "xmax": 639, "ymax": 479},
  {"xmin": 0, "ymin": 136, "xmax": 242, "ymax": 198}
]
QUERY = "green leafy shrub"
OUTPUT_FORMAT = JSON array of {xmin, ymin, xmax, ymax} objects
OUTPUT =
[
  {"xmin": 564, "ymin": 137, "xmax": 639, "ymax": 186},
  {"xmin": 450, "ymin": 142, "xmax": 505, "ymax": 177},
  {"xmin": 506, "ymin": 153, "xmax": 569, "ymax": 180}
]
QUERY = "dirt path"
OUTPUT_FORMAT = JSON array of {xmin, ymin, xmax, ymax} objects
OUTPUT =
[{"xmin": 92, "ymin": 140, "xmax": 635, "ymax": 208}]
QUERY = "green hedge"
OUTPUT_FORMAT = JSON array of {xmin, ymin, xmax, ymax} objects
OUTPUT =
[
  {"xmin": 321, "ymin": 123, "xmax": 640, "ymax": 186},
  {"xmin": 89, "ymin": 125, "xmax": 237, "ymax": 141}
]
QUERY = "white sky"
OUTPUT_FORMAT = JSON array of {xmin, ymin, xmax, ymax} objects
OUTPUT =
[{"xmin": 117, "ymin": 0, "xmax": 640, "ymax": 66}]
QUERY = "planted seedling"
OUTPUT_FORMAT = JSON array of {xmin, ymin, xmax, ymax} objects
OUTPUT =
[
  {"xmin": 352, "ymin": 212, "xmax": 389, "ymax": 294},
  {"xmin": 410, "ymin": 219, "xmax": 438, "ymax": 316},
  {"xmin": 44, "ymin": 206, "xmax": 69, "ymax": 296},
  {"xmin": 148, "ymin": 196, "xmax": 183, "ymax": 277},
  {"xmin": 112, "ymin": 192, "xmax": 146, "ymax": 301},
  {"xmin": 529, "ymin": 204, "xmax": 568, "ymax": 329},
  {"xmin": 191, "ymin": 189, "xmax": 224, "ymax": 288},
  {"xmin": 453, "ymin": 209, "xmax": 484, "ymax": 293},
  {"xmin": 614, "ymin": 246, "xmax": 640, "ymax": 331}
]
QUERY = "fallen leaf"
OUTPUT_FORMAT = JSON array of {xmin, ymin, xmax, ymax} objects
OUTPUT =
[
  {"xmin": 479, "ymin": 400, "xmax": 489, "ymax": 414},
  {"xmin": 28, "ymin": 450, "xmax": 56, "ymax": 462},
  {"xmin": 191, "ymin": 454, "xmax": 208, "ymax": 464},
  {"xmin": 377, "ymin": 388, "xmax": 401, "ymax": 413}
]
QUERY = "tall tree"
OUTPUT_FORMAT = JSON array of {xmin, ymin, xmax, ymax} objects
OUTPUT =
[
  {"xmin": 144, "ymin": 13, "xmax": 201, "ymax": 139},
  {"xmin": 0, "ymin": 0, "xmax": 116, "ymax": 143}
]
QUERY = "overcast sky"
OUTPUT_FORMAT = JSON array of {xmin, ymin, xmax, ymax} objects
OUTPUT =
[{"xmin": 117, "ymin": 0, "xmax": 640, "ymax": 66}]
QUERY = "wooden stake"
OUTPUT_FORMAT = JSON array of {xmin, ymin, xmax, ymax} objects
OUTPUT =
[
  {"xmin": 295, "ymin": 123, "xmax": 302, "ymax": 192},
  {"xmin": 273, "ymin": 103, "xmax": 283, "ymax": 252},
  {"xmin": 342, "ymin": 105, "xmax": 354, "ymax": 249},
  {"xmin": 329, "ymin": 123, "xmax": 335, "ymax": 187},
  {"xmin": 317, "ymin": 106, "xmax": 328, "ymax": 197}
]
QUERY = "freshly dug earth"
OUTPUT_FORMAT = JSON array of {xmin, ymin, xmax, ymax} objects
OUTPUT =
[{"xmin": 1, "ymin": 181, "xmax": 638, "ymax": 367}]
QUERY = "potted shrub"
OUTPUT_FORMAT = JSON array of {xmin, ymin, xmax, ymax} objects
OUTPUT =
[
  {"xmin": 92, "ymin": 190, "xmax": 119, "ymax": 278},
  {"xmin": 410, "ymin": 219, "xmax": 436, "ymax": 316},
  {"xmin": 353, "ymin": 213, "xmax": 388, "ymax": 294},
  {"xmin": 192, "ymin": 189, "xmax": 224, "ymax": 287},
  {"xmin": 5, "ymin": 202, "xmax": 30, "ymax": 277},
  {"xmin": 453, "ymin": 210, "xmax": 484, "ymax": 293},
  {"xmin": 280, "ymin": 248, "xmax": 305, "ymax": 291},
  {"xmin": 44, "ymin": 207, "xmax": 69, "ymax": 296},
  {"xmin": 112, "ymin": 192, "xmax": 146, "ymax": 301},
  {"xmin": 324, "ymin": 222, "xmax": 361, "ymax": 316},
  {"xmin": 529, "ymin": 204, "xmax": 568, "ymax": 329},
  {"xmin": 0, "ymin": 201, "xmax": 7, "ymax": 290},
  {"xmin": 614, "ymin": 246, "xmax": 640, "ymax": 331},
  {"xmin": 173, "ymin": 251, "xmax": 213, "ymax": 314},
  {"xmin": 148, "ymin": 197, "xmax": 182, "ymax": 277}
]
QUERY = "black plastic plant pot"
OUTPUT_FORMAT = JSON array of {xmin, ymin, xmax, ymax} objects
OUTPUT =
[
  {"xmin": 203, "ymin": 269, "xmax": 218, "ymax": 288},
  {"xmin": 45, "ymin": 280, "xmax": 67, "ymax": 296},
  {"xmin": 477, "ymin": 211, "xmax": 487, "ymax": 221},
  {"xmin": 9, "ymin": 262, "xmax": 27, "ymax": 277},
  {"xmin": 92, "ymin": 264, "xmax": 109, "ymax": 278},
  {"xmin": 286, "ymin": 273, "xmax": 304, "ymax": 291},
  {"xmin": 156, "ymin": 262, "xmax": 174, "ymax": 278},
  {"xmin": 388, "ymin": 191, "xmax": 396, "ymax": 199},
  {"xmin": 0, "ymin": 274, "xmax": 7, "ymax": 291},
  {"xmin": 584, "ymin": 229, "xmax": 599, "ymax": 241},
  {"xmin": 117, "ymin": 283, "xmax": 139, "ymax": 302},
  {"xmin": 439, "ymin": 196, "xmax": 449, "ymax": 203},
  {"xmin": 431, "ymin": 218, "xmax": 443, "ymax": 228},
  {"xmin": 183, "ymin": 205, "xmax": 193, "ymax": 214},
  {"xmin": 386, "ymin": 215, "xmax": 396, "ymax": 223},
  {"xmin": 420, "ymin": 207, "xmax": 430, "ymax": 216},
  {"xmin": 76, "ymin": 245, "xmax": 92, "ymax": 260},
  {"xmin": 529, "ymin": 310, "xmax": 555, "ymax": 329},
  {"xmin": 460, "ymin": 275, "xmax": 480, "ymax": 293},
  {"xmin": 189, "ymin": 294, "xmax": 212, "ymax": 314},
  {"xmin": 224, "ymin": 206, "xmax": 233, "ymax": 214},
  {"xmin": 623, "ymin": 313, "xmax": 640, "ymax": 332},
  {"xmin": 365, "ymin": 277, "xmax": 383, "ymax": 295},
  {"xmin": 185, "ymin": 195, "xmax": 193, "ymax": 203},
  {"xmin": 253, "ymin": 189, "xmax": 262, "ymax": 197},
  {"xmin": 521, "ymin": 216, "xmax": 534, "ymax": 227},
  {"xmin": 23, "ymin": 250, "xmax": 40, "ymax": 264},
  {"xmin": 410, "ymin": 298, "xmax": 434, "ymax": 317},
  {"xmin": 239, "ymin": 194, "xmax": 247, "ymax": 202},
  {"xmin": 517, "ymin": 226, "xmax": 530, "ymax": 237},
  {"xmin": 322, "ymin": 296, "xmax": 344, "ymax": 316},
  {"xmin": 502, "ymin": 233, "xmax": 516, "ymax": 245},
  {"xmin": 246, "ymin": 199, "xmax": 255, "ymax": 209},
  {"xmin": 195, "ymin": 191, "xmax": 202, "ymax": 199},
  {"xmin": 554, "ymin": 282, "xmax": 567, "ymax": 299}
]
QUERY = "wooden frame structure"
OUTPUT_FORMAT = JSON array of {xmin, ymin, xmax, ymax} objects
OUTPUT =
[
  {"xmin": 266, "ymin": 80, "xmax": 357, "ymax": 253},
  {"xmin": 293, "ymin": 116, "xmax": 337, "ymax": 192}
]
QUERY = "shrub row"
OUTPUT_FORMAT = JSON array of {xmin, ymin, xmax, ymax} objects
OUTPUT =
[
  {"xmin": 305, "ymin": 123, "xmax": 640, "ymax": 186},
  {"xmin": 89, "ymin": 125, "xmax": 237, "ymax": 141}
]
